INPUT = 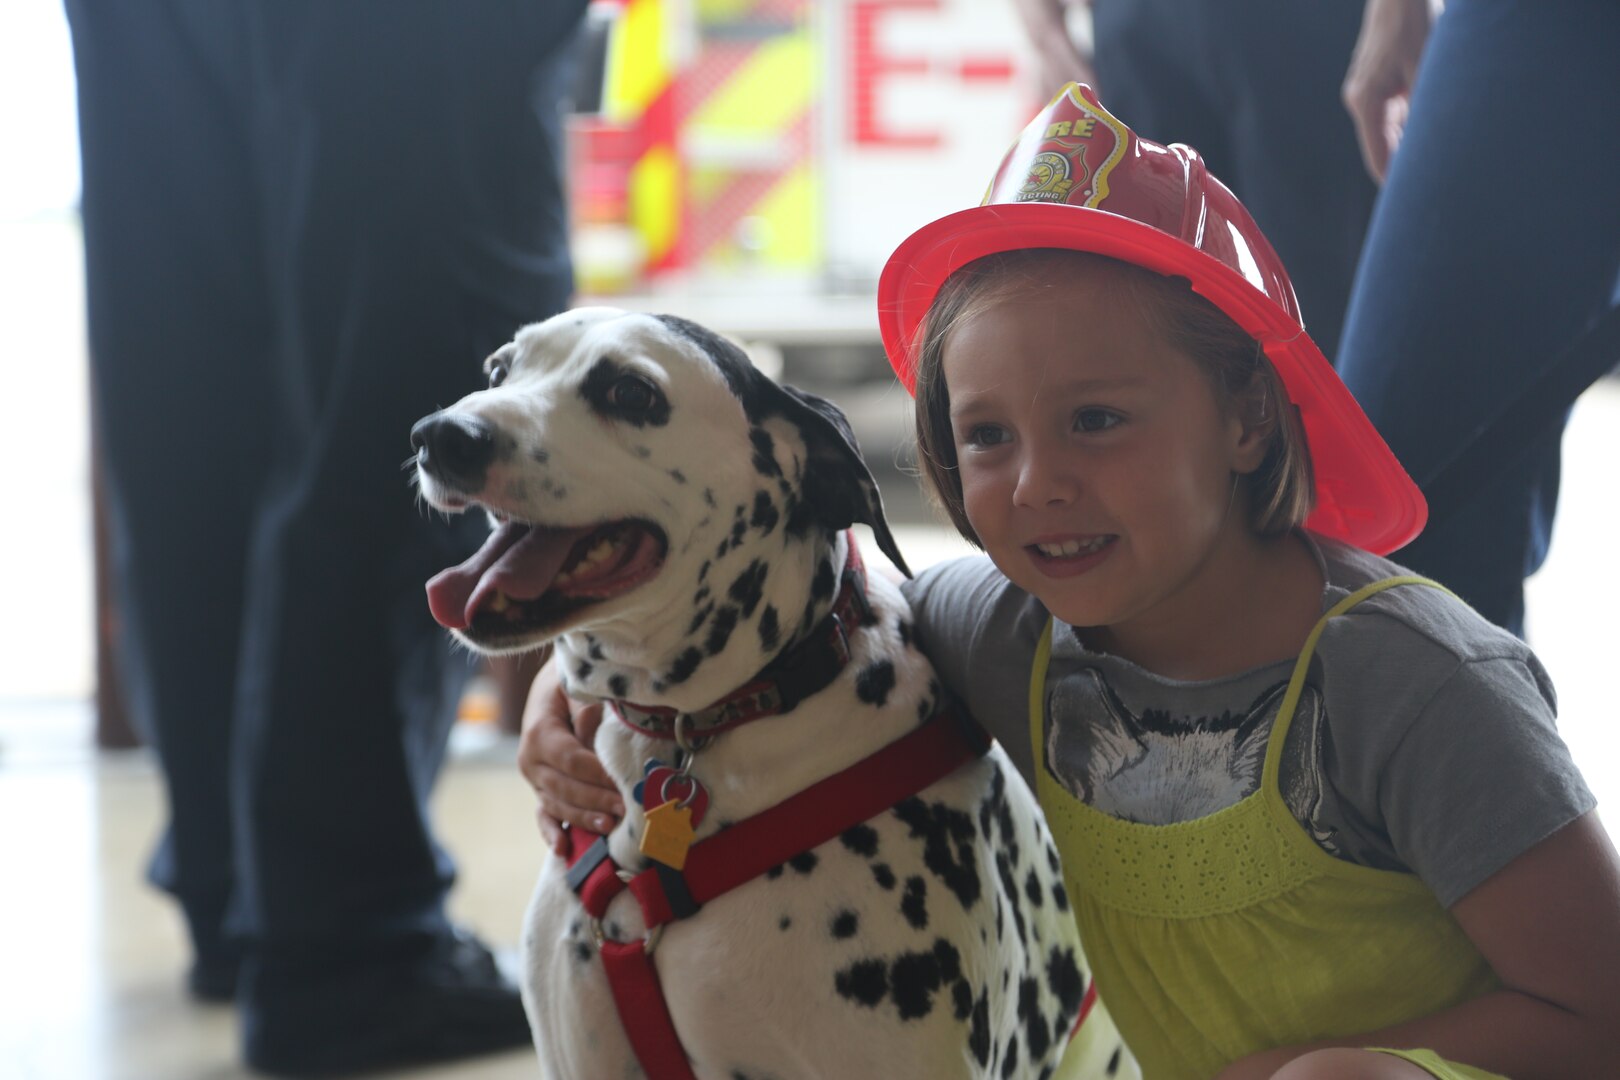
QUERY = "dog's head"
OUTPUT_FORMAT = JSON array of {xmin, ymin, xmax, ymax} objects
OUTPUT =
[{"xmin": 412, "ymin": 307, "xmax": 908, "ymax": 672}]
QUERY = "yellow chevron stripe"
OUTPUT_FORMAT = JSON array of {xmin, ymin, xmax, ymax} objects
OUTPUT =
[
  {"xmin": 630, "ymin": 144, "xmax": 680, "ymax": 262},
  {"xmin": 688, "ymin": 34, "xmax": 814, "ymax": 137},
  {"xmin": 605, "ymin": 0, "xmax": 670, "ymax": 120}
]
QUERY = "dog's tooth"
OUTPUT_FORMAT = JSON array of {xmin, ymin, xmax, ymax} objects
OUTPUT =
[{"xmin": 490, "ymin": 591, "xmax": 511, "ymax": 613}]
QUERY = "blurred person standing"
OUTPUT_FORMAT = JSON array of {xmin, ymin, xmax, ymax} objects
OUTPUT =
[
  {"xmin": 65, "ymin": 1, "xmax": 586, "ymax": 1073},
  {"xmin": 1010, "ymin": 0, "xmax": 1375, "ymax": 363},
  {"xmin": 1336, "ymin": 0, "xmax": 1620, "ymax": 637}
]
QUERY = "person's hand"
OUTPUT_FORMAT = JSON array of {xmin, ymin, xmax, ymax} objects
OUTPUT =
[
  {"xmin": 517, "ymin": 658, "xmax": 624, "ymax": 854},
  {"xmin": 1341, "ymin": 0, "xmax": 1439, "ymax": 182},
  {"xmin": 1011, "ymin": 0, "xmax": 1098, "ymax": 99}
]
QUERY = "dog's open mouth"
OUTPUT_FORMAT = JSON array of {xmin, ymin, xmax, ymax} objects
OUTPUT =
[{"xmin": 425, "ymin": 518, "xmax": 667, "ymax": 639}]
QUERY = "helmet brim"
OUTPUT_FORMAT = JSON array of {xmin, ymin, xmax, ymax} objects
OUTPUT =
[{"xmin": 878, "ymin": 201, "xmax": 1427, "ymax": 555}]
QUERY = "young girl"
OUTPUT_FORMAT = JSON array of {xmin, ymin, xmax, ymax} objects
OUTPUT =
[{"xmin": 523, "ymin": 86, "xmax": 1620, "ymax": 1079}]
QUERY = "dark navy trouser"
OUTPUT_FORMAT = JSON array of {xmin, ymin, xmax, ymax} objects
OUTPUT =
[
  {"xmin": 1091, "ymin": 0, "xmax": 1376, "ymax": 365},
  {"xmin": 1337, "ymin": 0, "xmax": 1620, "ymax": 636},
  {"xmin": 66, "ymin": 0, "xmax": 581, "ymax": 980}
]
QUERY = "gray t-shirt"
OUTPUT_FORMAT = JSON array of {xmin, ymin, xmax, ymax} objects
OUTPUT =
[{"xmin": 902, "ymin": 534, "xmax": 1594, "ymax": 907}]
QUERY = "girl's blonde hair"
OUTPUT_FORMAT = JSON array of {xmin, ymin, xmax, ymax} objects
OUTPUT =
[{"xmin": 911, "ymin": 249, "xmax": 1315, "ymax": 547}]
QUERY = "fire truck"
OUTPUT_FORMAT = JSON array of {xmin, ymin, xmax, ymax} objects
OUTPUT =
[{"xmin": 570, "ymin": 0, "xmax": 1039, "ymax": 351}]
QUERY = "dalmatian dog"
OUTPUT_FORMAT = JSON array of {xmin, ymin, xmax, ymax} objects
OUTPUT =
[{"xmin": 411, "ymin": 308, "xmax": 1131, "ymax": 1079}]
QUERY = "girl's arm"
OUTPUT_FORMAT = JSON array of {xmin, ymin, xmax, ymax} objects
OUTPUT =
[
  {"xmin": 517, "ymin": 658, "xmax": 623, "ymax": 853},
  {"xmin": 1218, "ymin": 811, "xmax": 1620, "ymax": 1079}
]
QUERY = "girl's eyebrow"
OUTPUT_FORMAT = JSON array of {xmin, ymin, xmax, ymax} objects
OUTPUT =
[{"xmin": 949, "ymin": 375, "xmax": 1147, "ymax": 419}]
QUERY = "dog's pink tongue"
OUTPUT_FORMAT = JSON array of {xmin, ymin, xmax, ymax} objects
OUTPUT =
[{"xmin": 425, "ymin": 521, "xmax": 590, "ymax": 630}]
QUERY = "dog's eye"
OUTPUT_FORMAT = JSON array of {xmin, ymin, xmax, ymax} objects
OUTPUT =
[
  {"xmin": 608, "ymin": 374, "xmax": 657, "ymax": 412},
  {"xmin": 488, "ymin": 363, "xmax": 509, "ymax": 389}
]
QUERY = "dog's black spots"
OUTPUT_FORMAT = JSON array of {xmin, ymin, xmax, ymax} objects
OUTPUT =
[
  {"xmin": 1024, "ymin": 868, "xmax": 1044, "ymax": 908},
  {"xmin": 698, "ymin": 560, "xmax": 711, "ymax": 582},
  {"xmin": 573, "ymin": 941, "xmax": 592, "ymax": 963},
  {"xmin": 693, "ymin": 585, "xmax": 711, "ymax": 606},
  {"xmin": 1047, "ymin": 945, "xmax": 1086, "ymax": 1021},
  {"xmin": 893, "ymin": 797, "xmax": 982, "ymax": 912},
  {"xmin": 581, "ymin": 357, "xmax": 671, "ymax": 428},
  {"xmin": 933, "ymin": 938, "xmax": 962, "ymax": 985},
  {"xmin": 779, "ymin": 915, "xmax": 791, "ymax": 931},
  {"xmin": 887, "ymin": 938, "xmax": 964, "ymax": 1021},
  {"xmin": 687, "ymin": 602, "xmax": 714, "ymax": 637},
  {"xmin": 888, "ymin": 951, "xmax": 940, "ymax": 1020},
  {"xmin": 575, "ymin": 660, "xmax": 593, "ymax": 681},
  {"xmin": 831, "ymin": 910, "xmax": 859, "ymax": 940},
  {"xmin": 834, "ymin": 959, "xmax": 888, "ymax": 1008},
  {"xmin": 586, "ymin": 637, "xmax": 605, "ymax": 662},
  {"xmin": 608, "ymin": 674, "xmax": 629, "ymax": 698},
  {"xmin": 1108, "ymin": 1048, "xmax": 1123, "ymax": 1076},
  {"xmin": 530, "ymin": 447, "xmax": 549, "ymax": 464},
  {"xmin": 766, "ymin": 864, "xmax": 784, "ymax": 881},
  {"xmin": 1000, "ymin": 1034, "xmax": 1019, "ymax": 1079},
  {"xmin": 969, "ymin": 989, "xmax": 992, "ymax": 1067},
  {"xmin": 1052, "ymin": 882, "xmax": 1069, "ymax": 911},
  {"xmin": 917, "ymin": 698, "xmax": 933, "ymax": 723},
  {"xmin": 897, "ymin": 618, "xmax": 913, "ymax": 648},
  {"xmin": 840, "ymin": 823, "xmax": 878, "ymax": 858},
  {"xmin": 952, "ymin": 978, "xmax": 974, "ymax": 1021},
  {"xmin": 705, "ymin": 605, "xmax": 739, "ymax": 656},
  {"xmin": 729, "ymin": 517, "xmax": 748, "ymax": 550},
  {"xmin": 715, "ymin": 538, "xmax": 730, "ymax": 561},
  {"xmin": 871, "ymin": 863, "xmax": 896, "ymax": 890},
  {"xmin": 749, "ymin": 427, "xmax": 781, "ymax": 478},
  {"xmin": 634, "ymin": 445, "xmax": 652, "ymax": 459},
  {"xmin": 855, "ymin": 660, "xmax": 896, "ymax": 707},
  {"xmin": 728, "ymin": 560, "xmax": 767, "ymax": 619},
  {"xmin": 607, "ymin": 920, "xmax": 623, "ymax": 941},
  {"xmin": 785, "ymin": 492, "xmax": 815, "ymax": 538},
  {"xmin": 812, "ymin": 557, "xmax": 836, "ymax": 601},
  {"xmin": 798, "ymin": 599, "xmax": 819, "ymax": 639},
  {"xmin": 1002, "ymin": 968, "xmax": 1010, "ymax": 992},
  {"xmin": 703, "ymin": 487, "xmax": 718, "ymax": 509},
  {"xmin": 757, "ymin": 604, "xmax": 780, "ymax": 652},
  {"xmin": 996, "ymin": 852, "xmax": 1028, "ymax": 946},
  {"xmin": 788, "ymin": 851, "xmax": 818, "ymax": 875},
  {"xmin": 1018, "ymin": 976, "xmax": 1053, "ymax": 1063},
  {"xmin": 1040, "ymin": 1066, "xmax": 1056, "ymax": 1080},
  {"xmin": 901, "ymin": 876, "xmax": 928, "ymax": 930},
  {"xmin": 668, "ymin": 468, "xmax": 687, "ymax": 484},
  {"xmin": 663, "ymin": 647, "xmax": 703, "ymax": 686},
  {"xmin": 980, "ymin": 926, "xmax": 988, "ymax": 943},
  {"xmin": 995, "ymin": 895, "xmax": 1005, "ymax": 939},
  {"xmin": 1046, "ymin": 842, "xmax": 1061, "ymax": 875},
  {"xmin": 750, "ymin": 490, "xmax": 780, "ymax": 536}
]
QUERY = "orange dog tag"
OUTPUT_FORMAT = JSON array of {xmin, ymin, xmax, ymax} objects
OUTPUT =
[{"xmin": 640, "ymin": 800, "xmax": 697, "ymax": 870}]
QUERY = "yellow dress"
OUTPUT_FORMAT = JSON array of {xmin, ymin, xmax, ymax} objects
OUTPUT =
[{"xmin": 1030, "ymin": 577, "xmax": 1507, "ymax": 1080}]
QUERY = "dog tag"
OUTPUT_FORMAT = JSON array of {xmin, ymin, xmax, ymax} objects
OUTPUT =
[
  {"xmin": 640, "ymin": 800, "xmax": 697, "ymax": 870},
  {"xmin": 638, "ymin": 765, "xmax": 709, "ymax": 827}
]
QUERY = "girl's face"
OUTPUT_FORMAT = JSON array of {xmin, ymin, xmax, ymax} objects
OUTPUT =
[{"xmin": 942, "ymin": 269, "xmax": 1269, "ymax": 638}]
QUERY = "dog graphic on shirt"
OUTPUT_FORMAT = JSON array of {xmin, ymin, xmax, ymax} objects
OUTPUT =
[{"xmin": 1044, "ymin": 662, "xmax": 1339, "ymax": 853}]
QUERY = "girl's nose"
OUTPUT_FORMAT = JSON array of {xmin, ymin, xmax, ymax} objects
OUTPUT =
[{"xmin": 1012, "ymin": 444, "xmax": 1080, "ymax": 508}]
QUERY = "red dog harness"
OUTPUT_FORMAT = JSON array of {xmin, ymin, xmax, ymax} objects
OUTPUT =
[{"xmin": 560, "ymin": 542, "xmax": 994, "ymax": 1079}]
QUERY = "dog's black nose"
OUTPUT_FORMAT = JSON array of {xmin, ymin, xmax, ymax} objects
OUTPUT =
[{"xmin": 411, "ymin": 413, "xmax": 497, "ymax": 491}]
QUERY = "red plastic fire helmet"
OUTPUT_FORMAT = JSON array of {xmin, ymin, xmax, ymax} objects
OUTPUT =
[{"xmin": 878, "ymin": 84, "xmax": 1425, "ymax": 555}]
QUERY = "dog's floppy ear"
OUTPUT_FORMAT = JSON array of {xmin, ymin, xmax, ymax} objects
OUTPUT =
[{"xmin": 777, "ymin": 385, "xmax": 912, "ymax": 578}]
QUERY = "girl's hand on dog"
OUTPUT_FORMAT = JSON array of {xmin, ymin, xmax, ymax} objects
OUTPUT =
[{"xmin": 519, "ymin": 659, "xmax": 623, "ymax": 853}]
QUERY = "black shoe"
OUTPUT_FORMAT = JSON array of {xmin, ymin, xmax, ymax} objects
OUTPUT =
[
  {"xmin": 187, "ymin": 949, "xmax": 240, "ymax": 1004},
  {"xmin": 241, "ymin": 928, "xmax": 532, "ymax": 1077}
]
